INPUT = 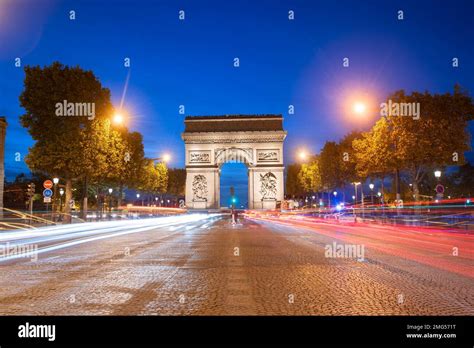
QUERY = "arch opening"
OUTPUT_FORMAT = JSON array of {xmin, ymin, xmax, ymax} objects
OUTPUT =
[{"xmin": 219, "ymin": 162, "xmax": 248, "ymax": 209}]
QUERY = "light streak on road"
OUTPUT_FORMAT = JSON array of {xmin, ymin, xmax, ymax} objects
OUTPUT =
[
  {"xmin": 246, "ymin": 213, "xmax": 474, "ymax": 278},
  {"xmin": 0, "ymin": 214, "xmax": 220, "ymax": 263}
]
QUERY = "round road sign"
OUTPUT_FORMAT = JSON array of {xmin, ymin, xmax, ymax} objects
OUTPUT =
[
  {"xmin": 435, "ymin": 184, "xmax": 444, "ymax": 194},
  {"xmin": 43, "ymin": 180, "xmax": 53, "ymax": 189},
  {"xmin": 43, "ymin": 188, "xmax": 53, "ymax": 198}
]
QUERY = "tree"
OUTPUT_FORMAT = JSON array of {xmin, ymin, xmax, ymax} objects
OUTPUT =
[
  {"xmin": 338, "ymin": 131, "xmax": 362, "ymax": 185},
  {"xmin": 353, "ymin": 117, "xmax": 395, "ymax": 193},
  {"xmin": 20, "ymin": 62, "xmax": 114, "ymax": 219},
  {"xmin": 319, "ymin": 141, "xmax": 343, "ymax": 191},
  {"xmin": 115, "ymin": 131, "xmax": 145, "ymax": 206},
  {"xmin": 384, "ymin": 87, "xmax": 474, "ymax": 200},
  {"xmin": 450, "ymin": 163, "xmax": 474, "ymax": 197},
  {"xmin": 285, "ymin": 163, "xmax": 304, "ymax": 197},
  {"xmin": 167, "ymin": 168, "xmax": 186, "ymax": 196},
  {"xmin": 81, "ymin": 118, "xmax": 126, "ymax": 216},
  {"xmin": 297, "ymin": 156, "xmax": 322, "ymax": 193},
  {"xmin": 138, "ymin": 160, "xmax": 168, "ymax": 201}
]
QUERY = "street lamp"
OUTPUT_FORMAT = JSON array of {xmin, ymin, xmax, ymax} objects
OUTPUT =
[
  {"xmin": 50, "ymin": 177, "xmax": 59, "ymax": 219},
  {"xmin": 353, "ymin": 102, "xmax": 366, "ymax": 115},
  {"xmin": 369, "ymin": 183, "xmax": 374, "ymax": 204},
  {"xmin": 108, "ymin": 188, "xmax": 113, "ymax": 214},
  {"xmin": 434, "ymin": 170, "xmax": 441, "ymax": 179},
  {"xmin": 297, "ymin": 150, "xmax": 308, "ymax": 162},
  {"xmin": 59, "ymin": 188, "xmax": 64, "ymax": 214},
  {"xmin": 150, "ymin": 153, "xmax": 172, "ymax": 164},
  {"xmin": 113, "ymin": 113, "xmax": 124, "ymax": 125},
  {"xmin": 353, "ymin": 182, "xmax": 361, "ymax": 219}
]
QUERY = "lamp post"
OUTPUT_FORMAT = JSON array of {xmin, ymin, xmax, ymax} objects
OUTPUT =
[
  {"xmin": 434, "ymin": 170, "xmax": 442, "ymax": 201},
  {"xmin": 353, "ymin": 182, "xmax": 360, "ymax": 219},
  {"xmin": 113, "ymin": 113, "xmax": 124, "ymax": 125},
  {"xmin": 108, "ymin": 188, "xmax": 113, "ymax": 216},
  {"xmin": 59, "ymin": 188, "xmax": 64, "ymax": 220},
  {"xmin": 150, "ymin": 153, "xmax": 171, "ymax": 164},
  {"xmin": 369, "ymin": 183, "xmax": 374, "ymax": 204},
  {"xmin": 52, "ymin": 177, "xmax": 59, "ymax": 219}
]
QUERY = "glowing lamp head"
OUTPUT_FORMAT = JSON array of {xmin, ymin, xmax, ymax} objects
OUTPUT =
[
  {"xmin": 434, "ymin": 170, "xmax": 442, "ymax": 178},
  {"xmin": 298, "ymin": 150, "xmax": 307, "ymax": 161},
  {"xmin": 113, "ymin": 113, "xmax": 124, "ymax": 125},
  {"xmin": 162, "ymin": 153, "xmax": 171, "ymax": 163},
  {"xmin": 353, "ymin": 102, "xmax": 366, "ymax": 115},
  {"xmin": 377, "ymin": 192, "xmax": 382, "ymax": 197},
  {"xmin": 53, "ymin": 177, "xmax": 59, "ymax": 185},
  {"xmin": 369, "ymin": 183, "xmax": 374, "ymax": 190}
]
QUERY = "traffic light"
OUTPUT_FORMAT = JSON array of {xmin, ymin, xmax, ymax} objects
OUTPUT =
[{"xmin": 26, "ymin": 183, "xmax": 36, "ymax": 197}]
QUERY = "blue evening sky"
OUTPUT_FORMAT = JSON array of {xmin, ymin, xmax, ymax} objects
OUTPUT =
[{"xmin": 1, "ymin": 0, "xmax": 473, "ymax": 205}]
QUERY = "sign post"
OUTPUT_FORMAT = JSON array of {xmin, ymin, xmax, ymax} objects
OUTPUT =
[{"xmin": 43, "ymin": 185, "xmax": 53, "ymax": 221}]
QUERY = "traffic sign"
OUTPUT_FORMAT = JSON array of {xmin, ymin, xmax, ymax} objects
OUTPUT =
[
  {"xmin": 43, "ymin": 197, "xmax": 51, "ymax": 203},
  {"xmin": 435, "ymin": 184, "xmax": 444, "ymax": 194},
  {"xmin": 43, "ymin": 180, "xmax": 53, "ymax": 189},
  {"xmin": 43, "ymin": 188, "xmax": 53, "ymax": 197}
]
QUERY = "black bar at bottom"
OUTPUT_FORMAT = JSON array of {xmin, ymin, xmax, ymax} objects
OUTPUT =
[{"xmin": 0, "ymin": 316, "xmax": 472, "ymax": 346}]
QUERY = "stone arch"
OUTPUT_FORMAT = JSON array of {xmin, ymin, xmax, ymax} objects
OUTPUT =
[{"xmin": 182, "ymin": 115, "xmax": 287, "ymax": 209}]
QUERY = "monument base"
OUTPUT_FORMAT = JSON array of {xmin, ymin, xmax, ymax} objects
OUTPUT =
[
  {"xmin": 191, "ymin": 200, "xmax": 207, "ymax": 209},
  {"xmin": 261, "ymin": 199, "xmax": 277, "ymax": 210}
]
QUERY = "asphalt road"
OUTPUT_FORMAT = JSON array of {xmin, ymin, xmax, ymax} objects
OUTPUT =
[{"xmin": 0, "ymin": 214, "xmax": 472, "ymax": 315}]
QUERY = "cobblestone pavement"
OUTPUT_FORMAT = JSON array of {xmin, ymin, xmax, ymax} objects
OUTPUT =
[{"xmin": 0, "ymin": 215, "xmax": 472, "ymax": 315}]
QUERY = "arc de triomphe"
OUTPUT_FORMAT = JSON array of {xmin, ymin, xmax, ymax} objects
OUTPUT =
[{"xmin": 182, "ymin": 115, "xmax": 287, "ymax": 209}]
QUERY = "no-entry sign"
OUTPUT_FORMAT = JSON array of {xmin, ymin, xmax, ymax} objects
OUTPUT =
[{"xmin": 43, "ymin": 180, "xmax": 53, "ymax": 189}]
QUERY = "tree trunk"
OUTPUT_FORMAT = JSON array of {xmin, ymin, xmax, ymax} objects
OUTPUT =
[
  {"xmin": 82, "ymin": 176, "xmax": 88, "ymax": 220},
  {"xmin": 412, "ymin": 181, "xmax": 420, "ymax": 202},
  {"xmin": 118, "ymin": 183, "xmax": 123, "ymax": 208},
  {"xmin": 394, "ymin": 169, "xmax": 400, "ymax": 201},
  {"xmin": 64, "ymin": 179, "xmax": 73, "ymax": 223}
]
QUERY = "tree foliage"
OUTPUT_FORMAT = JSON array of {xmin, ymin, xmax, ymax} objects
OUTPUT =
[
  {"xmin": 19, "ymin": 62, "xmax": 168, "ymax": 216},
  {"xmin": 167, "ymin": 168, "xmax": 186, "ymax": 196},
  {"xmin": 297, "ymin": 156, "xmax": 322, "ymax": 193}
]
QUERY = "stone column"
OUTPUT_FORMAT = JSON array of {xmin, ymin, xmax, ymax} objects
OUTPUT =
[
  {"xmin": 185, "ymin": 166, "xmax": 219, "ymax": 209},
  {"xmin": 248, "ymin": 167, "xmax": 254, "ymax": 209}
]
